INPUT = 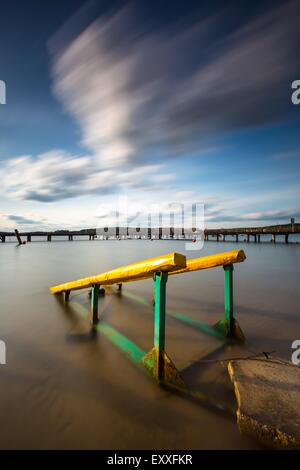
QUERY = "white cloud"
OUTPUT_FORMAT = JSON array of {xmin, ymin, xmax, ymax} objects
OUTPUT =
[
  {"xmin": 0, "ymin": 149, "xmax": 173, "ymax": 202},
  {"xmin": 1, "ymin": 1, "xmax": 299, "ymax": 216},
  {"xmin": 51, "ymin": 1, "xmax": 300, "ymax": 169}
]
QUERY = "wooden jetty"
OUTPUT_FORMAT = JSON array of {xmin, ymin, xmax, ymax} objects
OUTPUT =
[
  {"xmin": 0, "ymin": 219, "xmax": 299, "ymax": 243},
  {"xmin": 0, "ymin": 228, "xmax": 97, "ymax": 243},
  {"xmin": 204, "ymin": 219, "xmax": 299, "ymax": 244}
]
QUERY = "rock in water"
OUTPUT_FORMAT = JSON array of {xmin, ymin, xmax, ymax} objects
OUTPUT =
[{"xmin": 228, "ymin": 358, "xmax": 300, "ymax": 449}]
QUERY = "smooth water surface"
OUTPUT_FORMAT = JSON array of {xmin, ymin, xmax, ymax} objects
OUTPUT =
[{"xmin": 0, "ymin": 239, "xmax": 299, "ymax": 449}]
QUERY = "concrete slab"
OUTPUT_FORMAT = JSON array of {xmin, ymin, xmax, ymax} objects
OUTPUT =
[{"xmin": 228, "ymin": 358, "xmax": 300, "ymax": 449}]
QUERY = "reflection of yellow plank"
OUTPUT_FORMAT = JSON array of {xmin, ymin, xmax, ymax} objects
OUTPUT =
[
  {"xmin": 49, "ymin": 252, "xmax": 186, "ymax": 294},
  {"xmin": 170, "ymin": 249, "xmax": 246, "ymax": 275}
]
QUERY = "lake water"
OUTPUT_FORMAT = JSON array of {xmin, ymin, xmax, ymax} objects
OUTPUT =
[{"xmin": 0, "ymin": 239, "xmax": 299, "ymax": 449}]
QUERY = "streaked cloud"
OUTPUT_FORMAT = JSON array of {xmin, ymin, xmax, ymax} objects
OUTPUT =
[
  {"xmin": 6, "ymin": 215, "xmax": 40, "ymax": 225},
  {"xmin": 51, "ymin": 0, "xmax": 300, "ymax": 165},
  {"xmin": 0, "ymin": 150, "xmax": 172, "ymax": 202},
  {"xmin": 207, "ymin": 208, "xmax": 300, "ymax": 223},
  {"xmin": 1, "ymin": 0, "xmax": 299, "ymax": 227}
]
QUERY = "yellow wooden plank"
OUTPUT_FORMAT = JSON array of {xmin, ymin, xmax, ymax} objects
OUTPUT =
[
  {"xmin": 169, "ymin": 249, "xmax": 246, "ymax": 275},
  {"xmin": 49, "ymin": 252, "xmax": 186, "ymax": 294}
]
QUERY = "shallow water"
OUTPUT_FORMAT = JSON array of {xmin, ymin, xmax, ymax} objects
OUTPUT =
[{"xmin": 0, "ymin": 239, "xmax": 299, "ymax": 449}]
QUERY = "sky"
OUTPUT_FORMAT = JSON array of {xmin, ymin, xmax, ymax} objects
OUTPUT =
[{"xmin": 0, "ymin": 0, "xmax": 300, "ymax": 231}]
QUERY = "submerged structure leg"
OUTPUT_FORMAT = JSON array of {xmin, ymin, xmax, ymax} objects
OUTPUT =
[
  {"xmin": 214, "ymin": 264, "xmax": 245, "ymax": 341},
  {"xmin": 90, "ymin": 284, "xmax": 100, "ymax": 325},
  {"xmin": 142, "ymin": 272, "xmax": 185, "ymax": 387}
]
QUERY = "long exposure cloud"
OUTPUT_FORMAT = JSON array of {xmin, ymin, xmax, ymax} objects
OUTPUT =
[
  {"xmin": 1, "ymin": 0, "xmax": 300, "ymax": 202},
  {"xmin": 51, "ymin": 1, "xmax": 300, "ymax": 162}
]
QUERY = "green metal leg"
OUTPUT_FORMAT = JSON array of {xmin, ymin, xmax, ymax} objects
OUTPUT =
[
  {"xmin": 215, "ymin": 264, "xmax": 234, "ymax": 336},
  {"xmin": 214, "ymin": 264, "xmax": 245, "ymax": 341},
  {"xmin": 142, "ymin": 270, "xmax": 185, "ymax": 387},
  {"xmin": 224, "ymin": 264, "xmax": 234, "ymax": 329},
  {"xmin": 90, "ymin": 284, "xmax": 100, "ymax": 325},
  {"xmin": 154, "ymin": 271, "xmax": 168, "ymax": 380}
]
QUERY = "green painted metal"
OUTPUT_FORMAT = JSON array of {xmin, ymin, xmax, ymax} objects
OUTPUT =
[
  {"xmin": 154, "ymin": 271, "xmax": 168, "ymax": 356},
  {"xmin": 121, "ymin": 290, "xmax": 225, "ymax": 339},
  {"xmin": 212, "ymin": 264, "xmax": 244, "ymax": 340},
  {"xmin": 120, "ymin": 273, "xmax": 244, "ymax": 340},
  {"xmin": 67, "ymin": 299, "xmax": 146, "ymax": 364},
  {"xmin": 53, "ymin": 254, "xmax": 247, "ymax": 413},
  {"xmin": 120, "ymin": 290, "xmax": 152, "ymax": 307},
  {"xmin": 214, "ymin": 264, "xmax": 234, "ymax": 337},
  {"xmin": 142, "ymin": 271, "xmax": 169, "ymax": 381},
  {"xmin": 167, "ymin": 309, "xmax": 225, "ymax": 339},
  {"xmin": 91, "ymin": 284, "xmax": 100, "ymax": 325},
  {"xmin": 97, "ymin": 323, "xmax": 145, "ymax": 364},
  {"xmin": 224, "ymin": 264, "xmax": 234, "ymax": 324},
  {"xmin": 60, "ymin": 297, "xmax": 232, "ymax": 413}
]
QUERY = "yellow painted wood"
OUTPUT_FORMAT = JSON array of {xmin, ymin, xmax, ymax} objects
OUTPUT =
[
  {"xmin": 49, "ymin": 252, "xmax": 186, "ymax": 294},
  {"xmin": 169, "ymin": 249, "xmax": 246, "ymax": 275}
]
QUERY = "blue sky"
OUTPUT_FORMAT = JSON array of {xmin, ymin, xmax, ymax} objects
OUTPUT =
[{"xmin": 0, "ymin": 0, "xmax": 300, "ymax": 231}]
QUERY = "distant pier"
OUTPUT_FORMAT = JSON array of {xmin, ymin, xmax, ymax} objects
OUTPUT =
[
  {"xmin": 0, "ymin": 219, "xmax": 299, "ymax": 244},
  {"xmin": 204, "ymin": 218, "xmax": 299, "ymax": 244}
]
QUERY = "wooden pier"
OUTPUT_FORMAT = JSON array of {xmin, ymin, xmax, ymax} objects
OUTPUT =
[
  {"xmin": 204, "ymin": 219, "xmax": 299, "ymax": 244},
  {"xmin": 0, "ymin": 220, "xmax": 299, "ymax": 243},
  {"xmin": 0, "ymin": 229, "xmax": 97, "ymax": 243}
]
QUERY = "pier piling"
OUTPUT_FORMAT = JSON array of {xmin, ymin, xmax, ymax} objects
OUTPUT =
[{"xmin": 1, "ymin": 221, "xmax": 299, "ymax": 244}]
